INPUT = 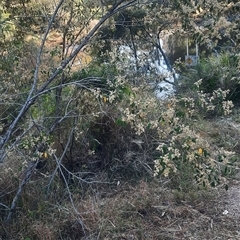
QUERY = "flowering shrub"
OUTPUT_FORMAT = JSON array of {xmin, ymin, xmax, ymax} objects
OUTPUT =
[
  {"xmin": 50, "ymin": 58, "xmax": 236, "ymax": 187},
  {"xmin": 70, "ymin": 61, "xmax": 236, "ymax": 187},
  {"xmin": 152, "ymin": 85, "xmax": 235, "ymax": 187},
  {"xmin": 1, "ymin": 45, "xmax": 235, "ymax": 190},
  {"xmin": 184, "ymin": 79, "xmax": 234, "ymax": 117},
  {"xmin": 108, "ymin": 76, "xmax": 235, "ymax": 187}
]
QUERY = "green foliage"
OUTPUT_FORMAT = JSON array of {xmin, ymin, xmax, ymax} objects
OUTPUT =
[
  {"xmin": 0, "ymin": 5, "xmax": 15, "ymax": 41},
  {"xmin": 72, "ymin": 62, "xmax": 117, "ymax": 80},
  {"xmin": 180, "ymin": 52, "xmax": 240, "ymax": 105},
  {"xmin": 31, "ymin": 92, "xmax": 56, "ymax": 119},
  {"xmin": 92, "ymin": 6, "xmax": 147, "ymax": 61},
  {"xmin": 113, "ymin": 8, "xmax": 146, "ymax": 38},
  {"xmin": 199, "ymin": 54, "xmax": 239, "ymax": 95},
  {"xmin": 1, "ymin": 1, "xmax": 240, "ymax": 239}
]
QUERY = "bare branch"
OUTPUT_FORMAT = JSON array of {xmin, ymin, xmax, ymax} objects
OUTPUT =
[
  {"xmin": 47, "ymin": 117, "xmax": 77, "ymax": 193},
  {"xmin": 4, "ymin": 161, "xmax": 38, "ymax": 223},
  {"xmin": 47, "ymin": 117, "xmax": 86, "ymax": 235}
]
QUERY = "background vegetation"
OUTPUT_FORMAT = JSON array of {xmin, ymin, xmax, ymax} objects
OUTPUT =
[{"xmin": 0, "ymin": 0, "xmax": 240, "ymax": 239}]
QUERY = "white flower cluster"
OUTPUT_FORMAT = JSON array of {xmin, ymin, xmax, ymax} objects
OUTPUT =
[
  {"xmin": 152, "ymin": 81, "xmax": 235, "ymax": 185},
  {"xmin": 193, "ymin": 80, "xmax": 234, "ymax": 115},
  {"xmin": 222, "ymin": 100, "xmax": 234, "ymax": 115},
  {"xmin": 119, "ymin": 87, "xmax": 158, "ymax": 135}
]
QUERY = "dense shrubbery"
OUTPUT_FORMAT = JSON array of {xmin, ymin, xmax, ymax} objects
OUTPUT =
[
  {"xmin": 179, "ymin": 52, "xmax": 240, "ymax": 104},
  {"xmin": 1, "ymin": 0, "xmax": 240, "ymax": 238}
]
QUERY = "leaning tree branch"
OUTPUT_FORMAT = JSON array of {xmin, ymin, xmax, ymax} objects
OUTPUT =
[
  {"xmin": 156, "ymin": 31, "xmax": 178, "ymax": 87},
  {"xmin": 0, "ymin": 0, "xmax": 65, "ymax": 161}
]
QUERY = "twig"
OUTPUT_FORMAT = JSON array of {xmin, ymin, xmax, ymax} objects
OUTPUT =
[
  {"xmin": 46, "ymin": 117, "xmax": 77, "ymax": 193},
  {"xmin": 53, "ymin": 149, "xmax": 86, "ymax": 236}
]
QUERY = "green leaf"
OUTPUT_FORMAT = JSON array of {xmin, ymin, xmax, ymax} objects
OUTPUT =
[
  {"xmin": 203, "ymin": 149, "xmax": 209, "ymax": 158},
  {"xmin": 211, "ymin": 181, "xmax": 215, "ymax": 187},
  {"xmin": 120, "ymin": 86, "xmax": 132, "ymax": 96},
  {"xmin": 116, "ymin": 118, "xmax": 127, "ymax": 126},
  {"xmin": 162, "ymin": 145, "xmax": 168, "ymax": 154}
]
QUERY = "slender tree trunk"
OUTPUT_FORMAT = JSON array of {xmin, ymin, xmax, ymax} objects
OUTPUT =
[{"xmin": 129, "ymin": 26, "xmax": 139, "ymax": 72}]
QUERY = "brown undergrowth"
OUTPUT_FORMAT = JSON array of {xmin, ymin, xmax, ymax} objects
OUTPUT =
[
  {"xmin": 0, "ymin": 105, "xmax": 240, "ymax": 240},
  {"xmin": 1, "ymin": 107, "xmax": 240, "ymax": 240},
  {"xmin": 1, "ymin": 177, "xmax": 240, "ymax": 240}
]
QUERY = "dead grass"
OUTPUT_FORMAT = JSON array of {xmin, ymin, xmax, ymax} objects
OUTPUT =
[
  {"xmin": 1, "ymin": 175, "xmax": 240, "ymax": 240},
  {"xmin": 85, "ymin": 180, "xmax": 232, "ymax": 240},
  {"xmin": 1, "ymin": 113, "xmax": 240, "ymax": 240},
  {"xmin": 1, "ymin": 106, "xmax": 240, "ymax": 240}
]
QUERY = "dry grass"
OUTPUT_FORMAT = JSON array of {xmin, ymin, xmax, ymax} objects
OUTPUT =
[
  {"xmin": 1, "ymin": 174, "xmax": 240, "ymax": 239},
  {"xmin": 83, "ymin": 179, "xmax": 240, "ymax": 239},
  {"xmin": 2, "ymin": 181, "xmax": 239, "ymax": 239},
  {"xmin": 1, "ymin": 109, "xmax": 240, "ymax": 240}
]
